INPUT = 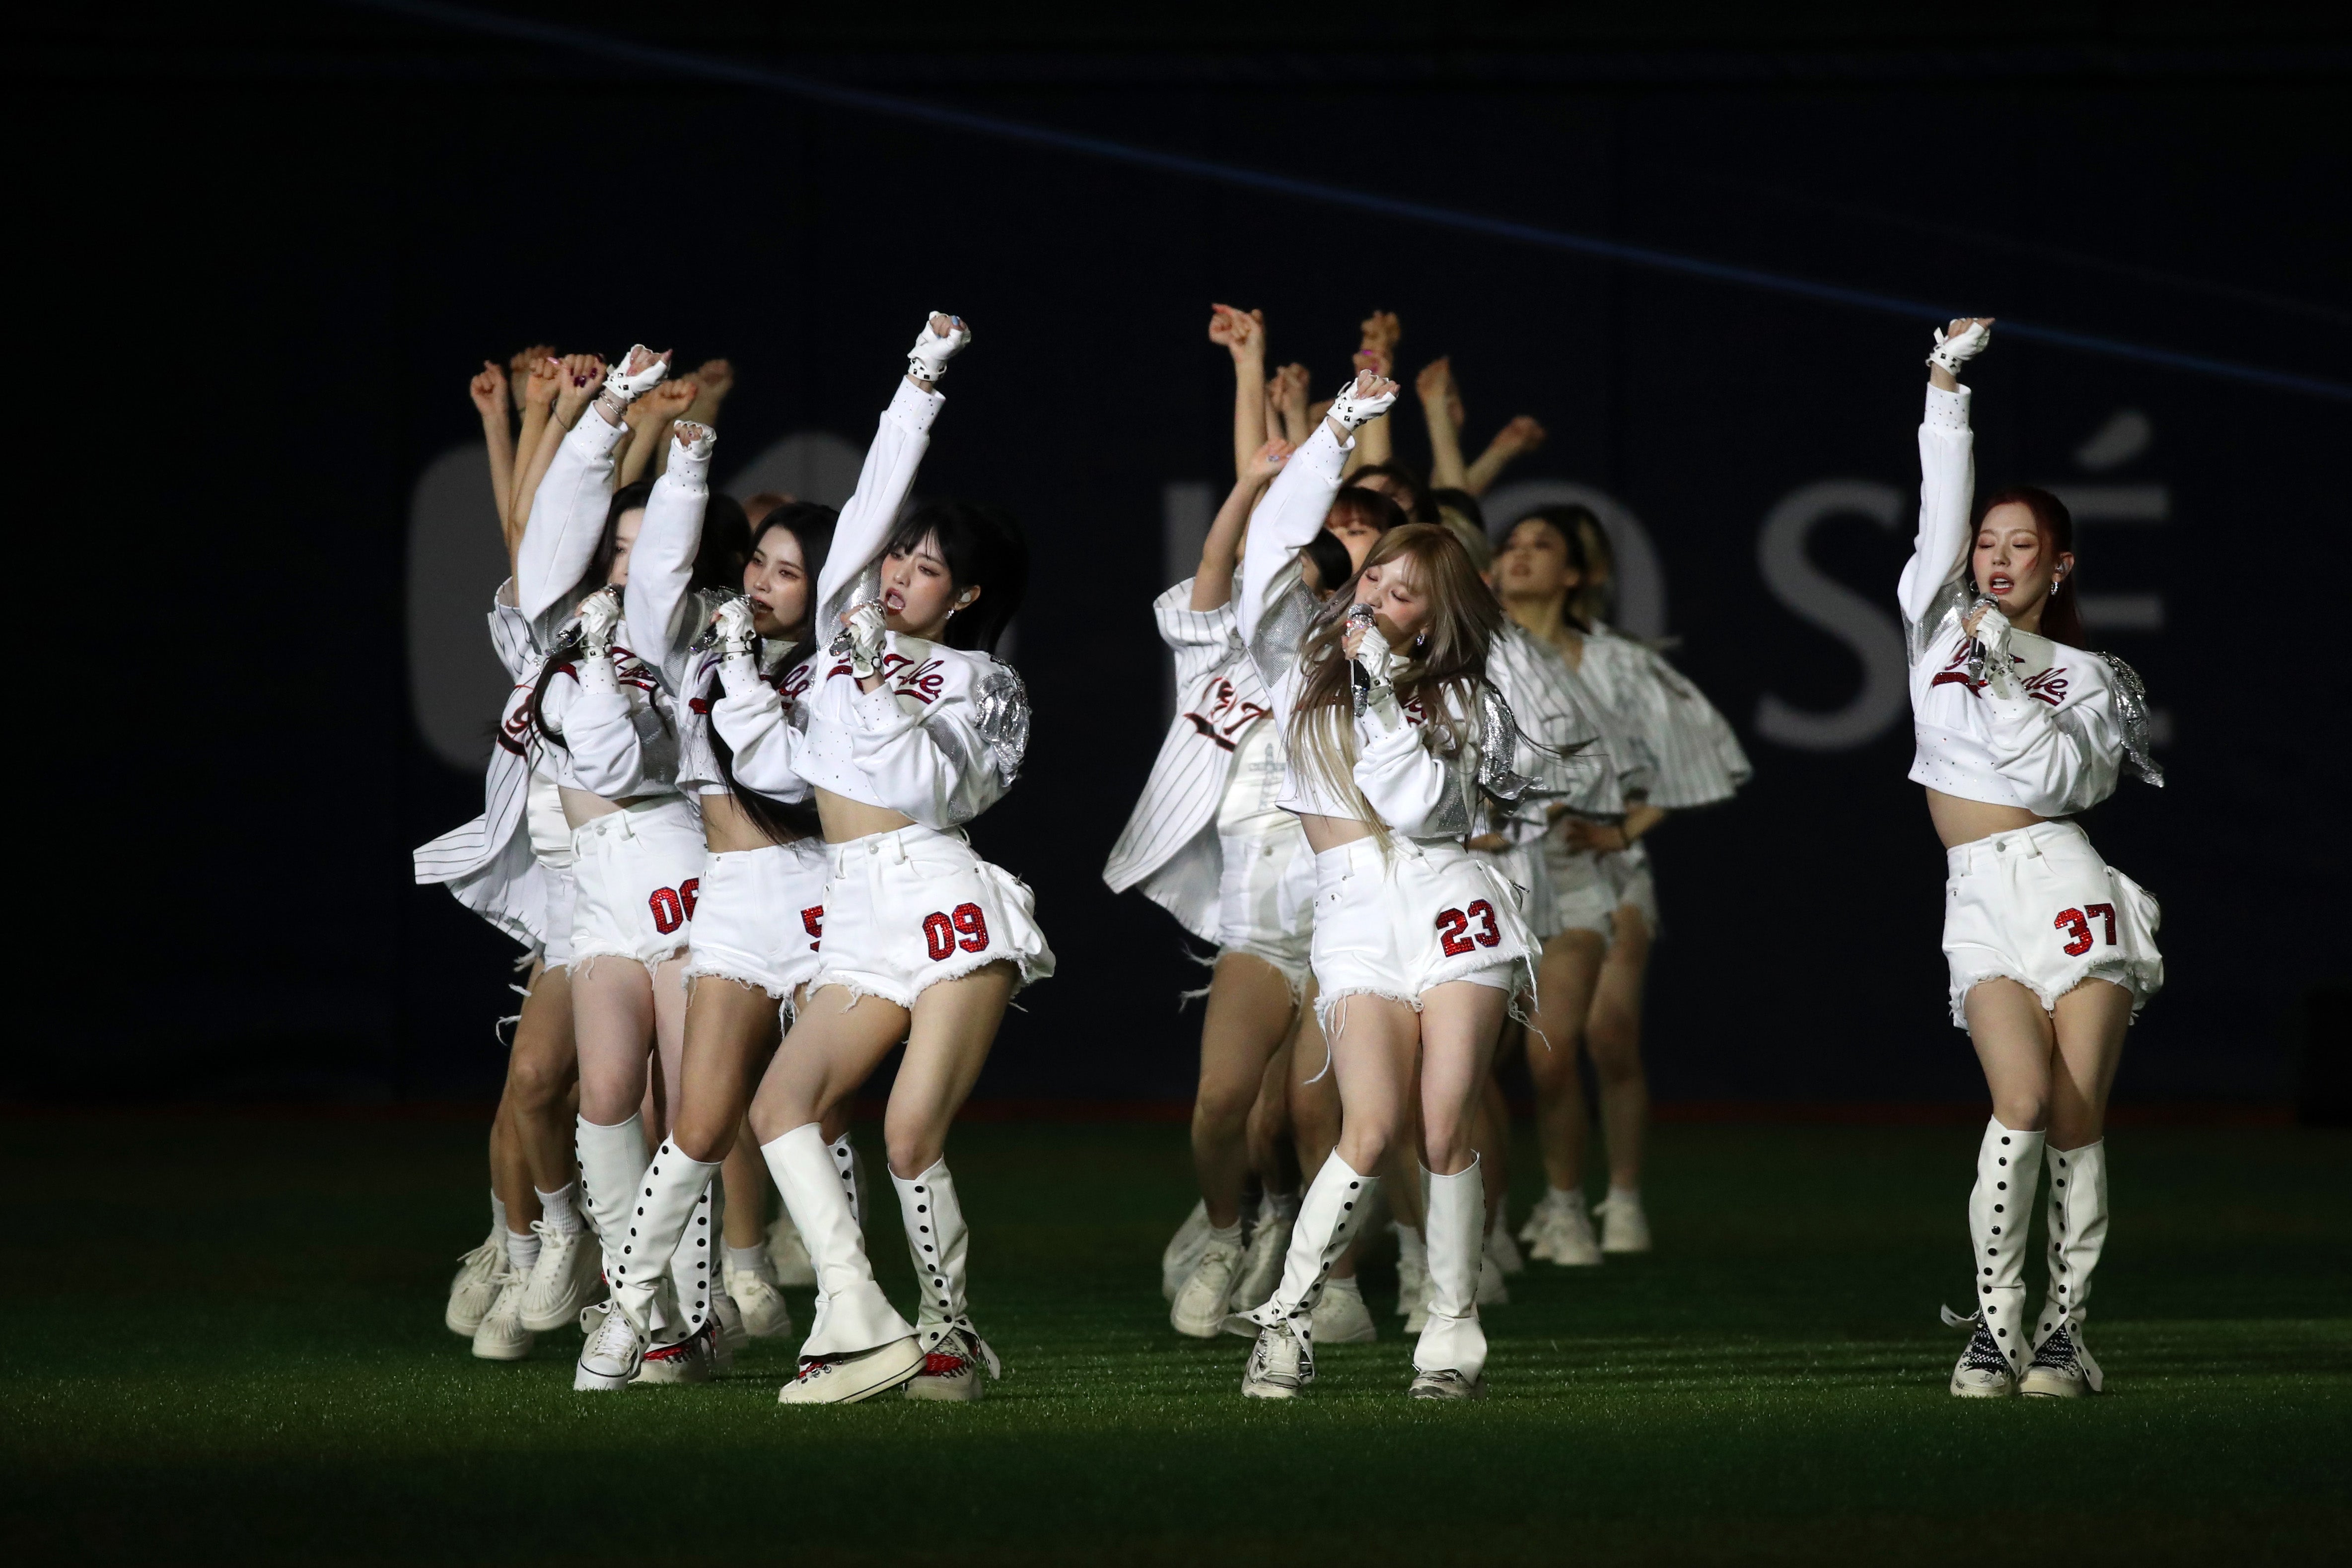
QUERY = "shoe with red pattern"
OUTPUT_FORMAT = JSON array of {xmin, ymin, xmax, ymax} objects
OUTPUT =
[{"xmin": 904, "ymin": 1324, "xmax": 1002, "ymax": 1403}]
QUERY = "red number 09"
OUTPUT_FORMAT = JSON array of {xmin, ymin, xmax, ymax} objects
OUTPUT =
[
  {"xmin": 1435, "ymin": 900, "xmax": 1502, "ymax": 957},
  {"xmin": 921, "ymin": 903, "xmax": 992, "ymax": 963}
]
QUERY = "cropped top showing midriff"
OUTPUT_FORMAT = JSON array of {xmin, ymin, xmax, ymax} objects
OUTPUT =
[{"xmin": 1902, "ymin": 379, "xmax": 2155, "ymax": 850}]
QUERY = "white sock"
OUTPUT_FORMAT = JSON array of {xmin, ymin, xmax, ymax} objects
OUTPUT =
[
  {"xmin": 534, "ymin": 1183, "xmax": 584, "ymax": 1234},
  {"xmin": 1266, "ymin": 1191, "xmax": 1301, "ymax": 1222},
  {"xmin": 505, "ymin": 1227, "xmax": 540, "ymax": 1274},
  {"xmin": 490, "ymin": 1190, "xmax": 507, "ymax": 1236},
  {"xmin": 1607, "ymin": 1184, "xmax": 1640, "ymax": 1206},
  {"xmin": 1208, "ymin": 1222, "xmax": 1244, "ymax": 1247},
  {"xmin": 725, "ymin": 1243, "xmax": 771, "ymax": 1278},
  {"xmin": 1545, "ymin": 1185, "xmax": 1585, "ymax": 1214},
  {"xmin": 1395, "ymin": 1224, "xmax": 1427, "ymax": 1267},
  {"xmin": 1324, "ymin": 1273, "xmax": 1363, "ymax": 1299}
]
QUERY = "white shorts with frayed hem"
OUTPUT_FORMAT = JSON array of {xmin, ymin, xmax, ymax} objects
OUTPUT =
[
  {"xmin": 1308, "ymin": 836, "xmax": 1537, "ymax": 1037},
  {"xmin": 1541, "ymin": 838, "xmax": 1660, "ymax": 946},
  {"xmin": 1942, "ymin": 820, "xmax": 2162, "ymax": 1028},
  {"xmin": 805, "ymin": 824, "xmax": 1054, "ymax": 1011},
  {"xmin": 537, "ymin": 862, "xmax": 578, "ymax": 971},
  {"xmin": 682, "ymin": 838, "xmax": 830, "ymax": 1003},
  {"xmin": 1214, "ymin": 821, "xmax": 1314, "ymax": 988},
  {"xmin": 568, "ymin": 798, "xmax": 706, "ymax": 969}
]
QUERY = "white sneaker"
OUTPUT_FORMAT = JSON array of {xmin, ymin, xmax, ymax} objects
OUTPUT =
[
  {"xmin": 635, "ymin": 1319, "xmax": 716, "ymax": 1385},
  {"xmin": 445, "ymin": 1228, "xmax": 505, "ymax": 1336},
  {"xmin": 1949, "ymin": 1322, "xmax": 2017, "ymax": 1398},
  {"xmin": 1487, "ymin": 1218, "xmax": 1527, "ymax": 1277},
  {"xmin": 766, "ymin": 1214, "xmax": 816, "ymax": 1289},
  {"xmin": 470, "ymin": 1270, "xmax": 534, "ymax": 1362},
  {"xmin": 1242, "ymin": 1319, "xmax": 1313, "ymax": 1399},
  {"xmin": 1408, "ymin": 1367, "xmax": 1485, "ymax": 1401},
  {"xmin": 726, "ymin": 1269, "xmax": 796, "ymax": 1340},
  {"xmin": 1162, "ymin": 1200, "xmax": 1212, "ymax": 1301},
  {"xmin": 1530, "ymin": 1192, "xmax": 1603, "ymax": 1266},
  {"xmin": 1229, "ymin": 1214, "xmax": 1292, "ymax": 1315},
  {"xmin": 1170, "ymin": 1233, "xmax": 1247, "ymax": 1338},
  {"xmin": 713, "ymin": 1286, "xmax": 747, "ymax": 1362},
  {"xmin": 574, "ymin": 1299, "xmax": 647, "ymax": 1391},
  {"xmin": 1597, "ymin": 1191, "xmax": 1651, "ymax": 1254},
  {"xmin": 1476, "ymin": 1250, "xmax": 1510, "ymax": 1306},
  {"xmin": 778, "ymin": 1337, "xmax": 925, "ymax": 1405},
  {"xmin": 518, "ymin": 1222, "xmax": 600, "ymax": 1333},
  {"xmin": 1397, "ymin": 1254, "xmax": 1431, "ymax": 1333},
  {"xmin": 1309, "ymin": 1277, "xmax": 1377, "ymax": 1344},
  {"xmin": 905, "ymin": 1326, "xmax": 1000, "ymax": 1402},
  {"xmin": 2019, "ymin": 1322, "xmax": 2099, "ymax": 1398}
]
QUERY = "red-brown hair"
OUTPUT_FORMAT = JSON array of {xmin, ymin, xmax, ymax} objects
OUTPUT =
[{"xmin": 1977, "ymin": 485, "xmax": 2085, "ymax": 648}]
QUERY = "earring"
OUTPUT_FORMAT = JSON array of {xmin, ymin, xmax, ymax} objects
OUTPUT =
[{"xmin": 1414, "ymin": 631, "xmax": 1428, "ymax": 648}]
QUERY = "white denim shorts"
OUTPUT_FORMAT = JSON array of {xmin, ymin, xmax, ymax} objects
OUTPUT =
[
  {"xmin": 538, "ymin": 861, "xmax": 578, "ymax": 971},
  {"xmin": 807, "ymin": 823, "xmax": 1054, "ymax": 1010},
  {"xmin": 1472, "ymin": 837, "xmax": 1554, "ymax": 939},
  {"xmin": 568, "ymin": 797, "xmax": 707, "ymax": 969},
  {"xmin": 1542, "ymin": 838, "xmax": 1660, "ymax": 946},
  {"xmin": 682, "ymin": 837, "xmax": 831, "ymax": 1003},
  {"xmin": 1308, "ymin": 837, "xmax": 1538, "ymax": 1036},
  {"xmin": 1942, "ymin": 820, "xmax": 2162, "ymax": 1027},
  {"xmin": 1214, "ymin": 821, "xmax": 1315, "ymax": 989}
]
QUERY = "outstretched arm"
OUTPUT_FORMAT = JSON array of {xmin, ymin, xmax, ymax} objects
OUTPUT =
[
  {"xmin": 514, "ymin": 344, "xmax": 669, "ymax": 620},
  {"xmin": 624, "ymin": 420, "xmax": 714, "ymax": 692},
  {"xmin": 1191, "ymin": 438, "xmax": 1293, "ymax": 611},
  {"xmin": 468, "ymin": 362, "xmax": 516, "ymax": 535},
  {"xmin": 1209, "ymin": 305, "xmax": 1269, "ymax": 481},
  {"xmin": 1269, "ymin": 362, "xmax": 1311, "ymax": 446},
  {"xmin": 1235, "ymin": 370, "xmax": 1398, "ymax": 647},
  {"xmin": 1464, "ymin": 414, "xmax": 1546, "ymax": 496},
  {"xmin": 511, "ymin": 352, "xmax": 607, "ymax": 539},
  {"xmin": 619, "ymin": 376, "xmax": 697, "ymax": 487},
  {"xmin": 1898, "ymin": 317, "xmax": 1995, "ymax": 628},
  {"xmin": 1416, "ymin": 356, "xmax": 1469, "ymax": 491},
  {"xmin": 1345, "ymin": 311, "xmax": 1401, "ymax": 473},
  {"xmin": 813, "ymin": 313, "xmax": 966, "ymax": 626}
]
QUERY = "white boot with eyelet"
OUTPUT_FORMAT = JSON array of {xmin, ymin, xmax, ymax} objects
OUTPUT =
[
  {"xmin": 2023, "ymin": 1139, "xmax": 2109, "ymax": 1397},
  {"xmin": 894, "ymin": 1159, "xmax": 1003, "ymax": 1401},
  {"xmin": 1242, "ymin": 1155, "xmax": 1381, "ymax": 1398},
  {"xmin": 763, "ymin": 1124, "xmax": 922, "ymax": 1405},
  {"xmin": 1411, "ymin": 1161, "xmax": 1489, "ymax": 1400},
  {"xmin": 594, "ymin": 1140, "xmax": 719, "ymax": 1389},
  {"xmin": 1945, "ymin": 1118, "xmax": 2044, "ymax": 1396}
]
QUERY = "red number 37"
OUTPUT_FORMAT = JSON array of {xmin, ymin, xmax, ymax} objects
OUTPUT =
[{"xmin": 2054, "ymin": 902, "xmax": 2117, "ymax": 957}]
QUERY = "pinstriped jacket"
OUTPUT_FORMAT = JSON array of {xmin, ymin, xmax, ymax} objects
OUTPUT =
[{"xmin": 1101, "ymin": 578, "xmax": 1281, "ymax": 944}]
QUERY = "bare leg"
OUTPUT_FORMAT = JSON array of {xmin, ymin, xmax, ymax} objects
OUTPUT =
[
  {"xmin": 572, "ymin": 958, "xmax": 657, "ymax": 1127},
  {"xmin": 1586, "ymin": 909, "xmax": 1653, "ymax": 1191},
  {"xmin": 1193, "ymin": 955, "xmax": 1299, "ymax": 1227},
  {"xmin": 505, "ymin": 963, "xmax": 578, "ymax": 1195},
  {"xmin": 1965, "ymin": 978, "xmax": 2058, "ymax": 1131},
  {"xmin": 1475, "ymin": 1065, "xmax": 1511, "ymax": 1214},
  {"xmin": 749, "ymin": 987, "xmax": 912, "ymax": 1142},
  {"xmin": 1285, "ymin": 990, "xmax": 1358, "ymax": 1280},
  {"xmin": 883, "ymin": 965, "xmax": 1018, "ymax": 1177},
  {"xmin": 1419, "ymin": 981, "xmax": 1511, "ymax": 1175},
  {"xmin": 489, "ymin": 1100, "xmax": 538, "ymax": 1233},
  {"xmin": 648, "ymin": 954, "xmax": 690, "ymax": 1141},
  {"xmin": 2048, "ymin": 980, "xmax": 2132, "ymax": 1150},
  {"xmin": 1247, "ymin": 1035, "xmax": 1301, "ymax": 1196},
  {"xmin": 1524, "ymin": 932, "xmax": 1604, "ymax": 1190}
]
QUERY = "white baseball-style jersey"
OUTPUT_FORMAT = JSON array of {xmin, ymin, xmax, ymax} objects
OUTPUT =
[
  {"xmin": 1902, "ymin": 382, "xmax": 2161, "ymax": 817},
  {"xmin": 1101, "ymin": 580, "xmax": 1282, "ymax": 944}
]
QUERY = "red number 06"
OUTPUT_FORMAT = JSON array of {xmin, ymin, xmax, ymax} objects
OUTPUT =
[
  {"xmin": 921, "ymin": 903, "xmax": 992, "ymax": 963},
  {"xmin": 1435, "ymin": 900, "xmax": 1501, "ymax": 957}
]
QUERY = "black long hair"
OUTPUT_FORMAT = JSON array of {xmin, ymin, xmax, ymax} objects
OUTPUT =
[
  {"xmin": 879, "ymin": 499, "xmax": 1028, "ymax": 654},
  {"xmin": 1346, "ymin": 461, "xmax": 1439, "ymax": 525},
  {"xmin": 1519, "ymin": 504, "xmax": 1596, "ymax": 634},
  {"xmin": 702, "ymin": 503, "xmax": 839, "ymax": 844},
  {"xmin": 1977, "ymin": 485, "xmax": 2086, "ymax": 647}
]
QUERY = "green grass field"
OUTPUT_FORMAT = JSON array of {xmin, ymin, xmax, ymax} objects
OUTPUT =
[{"xmin": 4, "ymin": 1113, "xmax": 2348, "ymax": 1565}]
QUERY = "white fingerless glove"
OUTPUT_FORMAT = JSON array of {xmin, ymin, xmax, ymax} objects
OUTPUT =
[
  {"xmin": 668, "ymin": 420, "xmax": 715, "ymax": 485},
  {"xmin": 838, "ymin": 600, "xmax": 887, "ymax": 680},
  {"xmin": 1327, "ymin": 374, "xmax": 1398, "ymax": 432},
  {"xmin": 1966, "ymin": 601, "xmax": 2014, "ymax": 689},
  {"xmin": 600, "ymin": 346, "xmax": 669, "ymax": 410},
  {"xmin": 907, "ymin": 315, "xmax": 971, "ymax": 383},
  {"xmin": 577, "ymin": 588, "xmax": 624, "ymax": 658},
  {"xmin": 1927, "ymin": 321, "xmax": 1992, "ymax": 376}
]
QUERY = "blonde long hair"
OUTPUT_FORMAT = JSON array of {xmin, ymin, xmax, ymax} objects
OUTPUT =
[{"xmin": 1286, "ymin": 523, "xmax": 1501, "ymax": 822}]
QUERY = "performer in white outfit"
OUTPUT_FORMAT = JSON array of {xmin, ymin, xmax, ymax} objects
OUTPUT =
[
  {"xmin": 1233, "ymin": 370, "xmax": 1545, "ymax": 1401},
  {"xmin": 510, "ymin": 345, "xmax": 728, "ymax": 1384},
  {"xmin": 1499, "ymin": 506, "xmax": 1750, "ymax": 1264},
  {"xmin": 1106, "ymin": 437, "xmax": 1322, "ymax": 1337},
  {"xmin": 691, "ymin": 315, "xmax": 1051, "ymax": 1406},
  {"xmin": 1905, "ymin": 320, "xmax": 2163, "ymax": 1398}
]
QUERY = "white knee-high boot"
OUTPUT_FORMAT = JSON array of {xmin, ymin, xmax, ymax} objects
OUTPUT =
[
  {"xmin": 894, "ymin": 1159, "xmax": 1002, "ymax": 1375},
  {"xmin": 1416, "ymin": 1160, "xmax": 1489, "ymax": 1385},
  {"xmin": 1963, "ymin": 1117, "xmax": 2045, "ymax": 1375},
  {"xmin": 2035, "ymin": 1139, "xmax": 2109, "ymax": 1388},
  {"xmin": 606, "ymin": 1138, "xmax": 719, "ymax": 1341},
  {"xmin": 576, "ymin": 1113, "xmax": 650, "ymax": 1283},
  {"xmin": 761, "ymin": 1124, "xmax": 913, "ymax": 1360},
  {"xmin": 1248, "ymin": 1154, "xmax": 1380, "ymax": 1332},
  {"xmin": 833, "ymin": 1133, "xmax": 865, "ymax": 1226}
]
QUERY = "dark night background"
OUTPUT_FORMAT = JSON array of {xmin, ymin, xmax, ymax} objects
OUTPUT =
[{"xmin": 26, "ymin": 2, "xmax": 2349, "ymax": 1107}]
